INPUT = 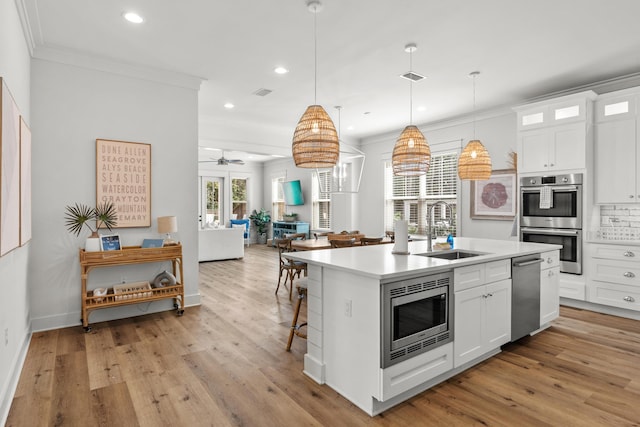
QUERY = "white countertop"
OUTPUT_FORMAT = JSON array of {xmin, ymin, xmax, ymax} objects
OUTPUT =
[{"xmin": 286, "ymin": 237, "xmax": 561, "ymax": 281}]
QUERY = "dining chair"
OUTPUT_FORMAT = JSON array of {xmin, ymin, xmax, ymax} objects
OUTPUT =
[
  {"xmin": 275, "ymin": 238, "xmax": 307, "ymax": 300},
  {"xmin": 286, "ymin": 277, "xmax": 307, "ymax": 351},
  {"xmin": 361, "ymin": 237, "xmax": 383, "ymax": 245},
  {"xmin": 329, "ymin": 237, "xmax": 356, "ymax": 248},
  {"xmin": 313, "ymin": 231, "xmax": 332, "ymax": 240},
  {"xmin": 284, "ymin": 232, "xmax": 307, "ymax": 241}
]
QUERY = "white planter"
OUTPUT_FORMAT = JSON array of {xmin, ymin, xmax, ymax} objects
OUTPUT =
[{"xmin": 85, "ymin": 237, "xmax": 101, "ymax": 252}]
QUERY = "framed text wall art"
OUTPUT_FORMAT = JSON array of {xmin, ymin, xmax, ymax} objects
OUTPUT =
[{"xmin": 96, "ymin": 139, "xmax": 151, "ymax": 228}]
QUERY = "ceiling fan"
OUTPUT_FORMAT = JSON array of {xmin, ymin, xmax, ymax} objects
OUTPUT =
[{"xmin": 199, "ymin": 151, "xmax": 245, "ymax": 166}]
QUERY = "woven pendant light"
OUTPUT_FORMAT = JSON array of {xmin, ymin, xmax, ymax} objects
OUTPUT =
[
  {"xmin": 293, "ymin": 105, "xmax": 339, "ymax": 168},
  {"xmin": 392, "ymin": 125, "xmax": 431, "ymax": 176},
  {"xmin": 292, "ymin": 0, "xmax": 339, "ymax": 168},
  {"xmin": 392, "ymin": 43, "xmax": 430, "ymax": 176},
  {"xmin": 458, "ymin": 71, "xmax": 492, "ymax": 180}
]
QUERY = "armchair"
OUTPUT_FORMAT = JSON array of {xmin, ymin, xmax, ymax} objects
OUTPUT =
[{"xmin": 230, "ymin": 219, "xmax": 250, "ymax": 246}]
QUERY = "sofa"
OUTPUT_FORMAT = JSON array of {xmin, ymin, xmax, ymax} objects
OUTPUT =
[{"xmin": 198, "ymin": 227, "xmax": 245, "ymax": 262}]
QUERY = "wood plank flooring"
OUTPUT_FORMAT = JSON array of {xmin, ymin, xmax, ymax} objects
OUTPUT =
[{"xmin": 6, "ymin": 244, "xmax": 640, "ymax": 426}]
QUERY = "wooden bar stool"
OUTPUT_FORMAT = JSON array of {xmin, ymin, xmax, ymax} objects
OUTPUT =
[{"xmin": 286, "ymin": 278, "xmax": 307, "ymax": 351}]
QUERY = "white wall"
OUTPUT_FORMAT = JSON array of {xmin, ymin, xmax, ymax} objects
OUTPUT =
[
  {"xmin": 358, "ymin": 110, "xmax": 518, "ymax": 239},
  {"xmin": 0, "ymin": 1, "xmax": 32, "ymax": 423},
  {"xmin": 262, "ymin": 158, "xmax": 315, "ymax": 233},
  {"xmin": 29, "ymin": 57, "xmax": 200, "ymax": 330}
]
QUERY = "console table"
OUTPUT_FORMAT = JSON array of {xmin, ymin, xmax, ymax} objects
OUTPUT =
[
  {"xmin": 272, "ymin": 221, "xmax": 310, "ymax": 245},
  {"xmin": 79, "ymin": 244, "xmax": 185, "ymax": 331}
]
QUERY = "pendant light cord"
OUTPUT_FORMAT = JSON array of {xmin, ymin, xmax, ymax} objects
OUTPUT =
[
  {"xmin": 313, "ymin": 4, "xmax": 318, "ymax": 104},
  {"xmin": 472, "ymin": 73, "xmax": 476, "ymax": 139},
  {"xmin": 409, "ymin": 48, "xmax": 413, "ymax": 125}
]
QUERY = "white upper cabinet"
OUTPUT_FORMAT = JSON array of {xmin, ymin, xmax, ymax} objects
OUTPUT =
[
  {"xmin": 514, "ymin": 91, "xmax": 596, "ymax": 174},
  {"xmin": 594, "ymin": 88, "xmax": 640, "ymax": 204}
]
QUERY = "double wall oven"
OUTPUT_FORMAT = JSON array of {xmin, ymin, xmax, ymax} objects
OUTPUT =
[{"xmin": 519, "ymin": 173, "xmax": 582, "ymax": 275}]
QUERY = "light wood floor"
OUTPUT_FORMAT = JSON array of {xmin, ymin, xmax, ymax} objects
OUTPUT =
[{"xmin": 6, "ymin": 244, "xmax": 640, "ymax": 426}]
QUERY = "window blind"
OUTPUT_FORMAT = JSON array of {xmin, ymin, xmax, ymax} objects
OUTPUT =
[
  {"xmin": 384, "ymin": 150, "xmax": 458, "ymax": 236},
  {"xmin": 313, "ymin": 170, "xmax": 332, "ymax": 229}
]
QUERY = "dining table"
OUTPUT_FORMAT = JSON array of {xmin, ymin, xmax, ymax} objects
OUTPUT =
[{"xmin": 290, "ymin": 236, "xmax": 394, "ymax": 251}]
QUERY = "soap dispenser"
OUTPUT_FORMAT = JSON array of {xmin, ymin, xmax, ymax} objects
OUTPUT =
[{"xmin": 446, "ymin": 234, "xmax": 454, "ymax": 249}]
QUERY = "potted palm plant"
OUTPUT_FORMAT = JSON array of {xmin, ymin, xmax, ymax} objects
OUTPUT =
[
  {"xmin": 65, "ymin": 202, "xmax": 118, "ymax": 251},
  {"xmin": 249, "ymin": 208, "xmax": 271, "ymax": 244}
]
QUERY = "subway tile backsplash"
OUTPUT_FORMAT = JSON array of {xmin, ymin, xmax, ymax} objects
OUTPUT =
[{"xmin": 598, "ymin": 204, "xmax": 640, "ymax": 240}]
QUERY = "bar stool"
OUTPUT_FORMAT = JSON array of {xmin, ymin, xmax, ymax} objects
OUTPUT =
[{"xmin": 286, "ymin": 277, "xmax": 307, "ymax": 351}]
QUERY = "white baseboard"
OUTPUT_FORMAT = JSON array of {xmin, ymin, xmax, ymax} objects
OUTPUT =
[
  {"xmin": 561, "ymin": 298, "xmax": 640, "ymax": 321},
  {"xmin": 31, "ymin": 292, "xmax": 202, "ymax": 332},
  {"xmin": 0, "ymin": 327, "xmax": 32, "ymax": 426}
]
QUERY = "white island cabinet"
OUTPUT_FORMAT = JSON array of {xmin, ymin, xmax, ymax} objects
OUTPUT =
[
  {"xmin": 453, "ymin": 260, "xmax": 511, "ymax": 368},
  {"xmin": 286, "ymin": 237, "xmax": 561, "ymax": 416}
]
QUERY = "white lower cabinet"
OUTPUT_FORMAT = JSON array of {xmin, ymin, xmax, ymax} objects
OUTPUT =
[
  {"xmin": 454, "ymin": 261, "xmax": 511, "ymax": 368},
  {"xmin": 379, "ymin": 343, "xmax": 453, "ymax": 401},
  {"xmin": 587, "ymin": 243, "xmax": 640, "ymax": 311},
  {"xmin": 540, "ymin": 250, "xmax": 560, "ymax": 325}
]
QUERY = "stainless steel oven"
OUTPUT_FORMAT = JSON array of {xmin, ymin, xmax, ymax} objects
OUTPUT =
[
  {"xmin": 520, "ymin": 227, "xmax": 582, "ymax": 275},
  {"xmin": 382, "ymin": 271, "xmax": 453, "ymax": 368},
  {"xmin": 520, "ymin": 173, "xmax": 582, "ymax": 229},
  {"xmin": 520, "ymin": 173, "xmax": 583, "ymax": 275}
]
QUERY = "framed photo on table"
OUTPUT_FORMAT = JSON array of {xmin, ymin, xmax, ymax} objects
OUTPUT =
[
  {"xmin": 100, "ymin": 234, "xmax": 122, "ymax": 251},
  {"xmin": 470, "ymin": 169, "xmax": 517, "ymax": 220}
]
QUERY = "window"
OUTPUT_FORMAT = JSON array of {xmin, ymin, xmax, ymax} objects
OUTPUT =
[
  {"xmin": 200, "ymin": 176, "xmax": 223, "ymax": 228},
  {"xmin": 232, "ymin": 177, "xmax": 248, "ymax": 219},
  {"xmin": 312, "ymin": 170, "xmax": 331, "ymax": 229},
  {"xmin": 384, "ymin": 151, "xmax": 458, "ymax": 237},
  {"xmin": 272, "ymin": 176, "xmax": 285, "ymax": 221}
]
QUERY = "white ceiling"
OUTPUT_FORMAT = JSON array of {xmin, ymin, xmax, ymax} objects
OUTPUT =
[{"xmin": 22, "ymin": 0, "xmax": 640, "ymax": 162}]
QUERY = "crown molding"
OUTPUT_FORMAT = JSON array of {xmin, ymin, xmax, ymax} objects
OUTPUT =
[
  {"xmin": 14, "ymin": 0, "xmax": 36, "ymax": 55},
  {"xmin": 32, "ymin": 45, "xmax": 204, "ymax": 91}
]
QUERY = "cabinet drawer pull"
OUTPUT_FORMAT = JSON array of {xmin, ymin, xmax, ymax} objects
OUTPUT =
[
  {"xmin": 623, "ymin": 251, "xmax": 635, "ymax": 257},
  {"xmin": 623, "ymin": 271, "xmax": 635, "ymax": 278},
  {"xmin": 546, "ymin": 257, "xmax": 553, "ymax": 264},
  {"xmin": 548, "ymin": 270, "xmax": 554, "ymax": 277},
  {"xmin": 623, "ymin": 296, "xmax": 636, "ymax": 303}
]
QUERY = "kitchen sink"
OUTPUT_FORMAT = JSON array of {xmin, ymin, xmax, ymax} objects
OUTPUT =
[{"xmin": 414, "ymin": 249, "xmax": 488, "ymax": 260}]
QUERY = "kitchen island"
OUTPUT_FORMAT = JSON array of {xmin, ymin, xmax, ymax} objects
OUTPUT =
[{"xmin": 286, "ymin": 237, "xmax": 561, "ymax": 416}]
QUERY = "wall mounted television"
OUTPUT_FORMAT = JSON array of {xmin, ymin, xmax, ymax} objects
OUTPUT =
[{"xmin": 281, "ymin": 180, "xmax": 304, "ymax": 206}]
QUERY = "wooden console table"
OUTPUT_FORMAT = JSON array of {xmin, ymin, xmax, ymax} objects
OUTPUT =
[{"xmin": 79, "ymin": 244, "xmax": 185, "ymax": 331}]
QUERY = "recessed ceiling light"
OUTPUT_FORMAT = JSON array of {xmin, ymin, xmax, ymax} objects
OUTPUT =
[
  {"xmin": 347, "ymin": 125, "xmax": 355, "ymax": 130},
  {"xmin": 224, "ymin": 103, "xmax": 234, "ymax": 109},
  {"xmin": 123, "ymin": 12, "xmax": 144, "ymax": 24},
  {"xmin": 274, "ymin": 67, "xmax": 289, "ymax": 74},
  {"xmin": 271, "ymin": 154, "xmax": 286, "ymax": 158},
  {"xmin": 417, "ymin": 106, "xmax": 426, "ymax": 112},
  {"xmin": 203, "ymin": 147, "xmax": 218, "ymax": 151}
]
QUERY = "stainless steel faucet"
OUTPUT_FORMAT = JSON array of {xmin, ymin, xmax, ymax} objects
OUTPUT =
[{"xmin": 427, "ymin": 201, "xmax": 453, "ymax": 251}]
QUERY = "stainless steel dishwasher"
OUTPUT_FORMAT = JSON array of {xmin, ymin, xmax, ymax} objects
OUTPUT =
[{"xmin": 511, "ymin": 255, "xmax": 543, "ymax": 341}]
